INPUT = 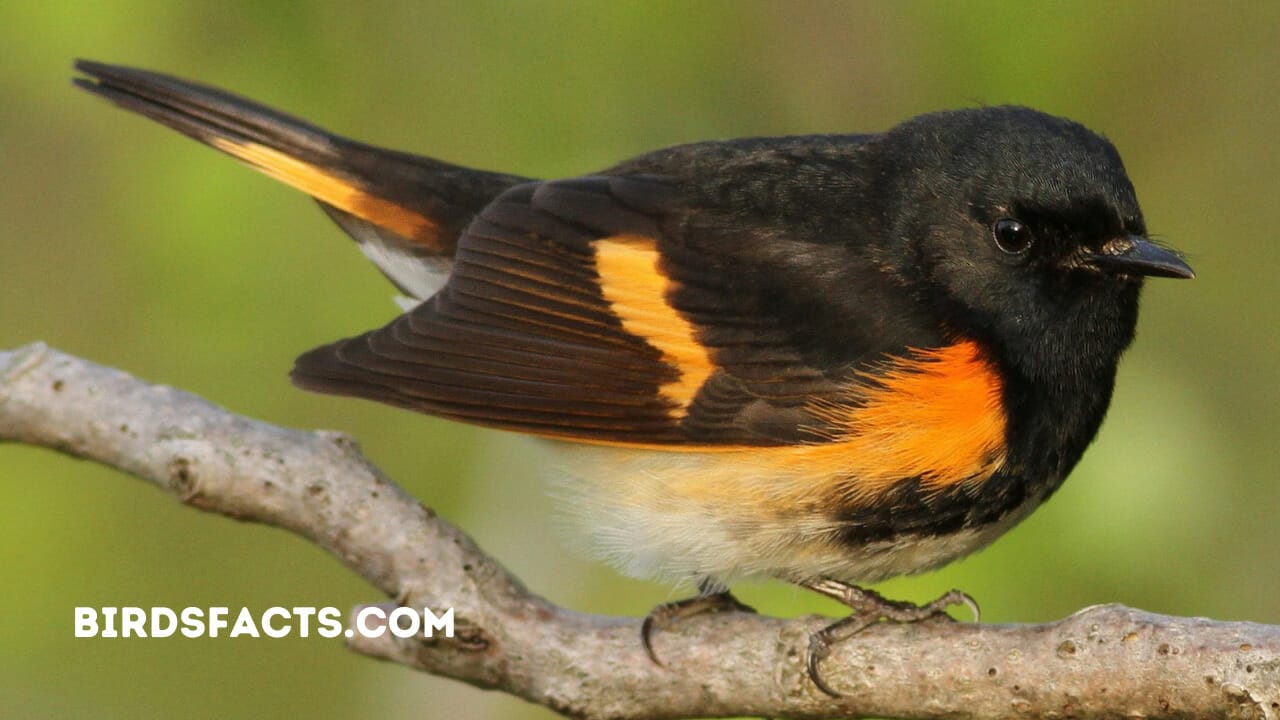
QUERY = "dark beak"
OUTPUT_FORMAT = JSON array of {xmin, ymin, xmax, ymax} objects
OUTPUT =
[{"xmin": 1083, "ymin": 236, "xmax": 1195, "ymax": 279}]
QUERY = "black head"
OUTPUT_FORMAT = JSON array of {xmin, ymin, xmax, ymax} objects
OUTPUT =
[{"xmin": 874, "ymin": 106, "xmax": 1192, "ymax": 383}]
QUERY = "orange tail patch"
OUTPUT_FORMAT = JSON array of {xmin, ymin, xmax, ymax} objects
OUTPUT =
[{"xmin": 207, "ymin": 137, "xmax": 440, "ymax": 246}]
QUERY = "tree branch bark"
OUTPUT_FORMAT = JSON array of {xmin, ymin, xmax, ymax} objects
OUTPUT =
[{"xmin": 2, "ymin": 342, "xmax": 1277, "ymax": 719}]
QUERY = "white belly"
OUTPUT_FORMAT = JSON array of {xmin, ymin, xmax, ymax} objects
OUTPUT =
[{"xmin": 549, "ymin": 444, "xmax": 1040, "ymax": 588}]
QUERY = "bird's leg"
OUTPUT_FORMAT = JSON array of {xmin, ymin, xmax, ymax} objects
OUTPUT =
[
  {"xmin": 800, "ymin": 578, "xmax": 980, "ymax": 697},
  {"xmin": 641, "ymin": 577, "xmax": 756, "ymax": 665}
]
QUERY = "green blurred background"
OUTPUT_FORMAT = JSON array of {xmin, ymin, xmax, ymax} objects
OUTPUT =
[{"xmin": 2, "ymin": 2, "xmax": 1277, "ymax": 718}]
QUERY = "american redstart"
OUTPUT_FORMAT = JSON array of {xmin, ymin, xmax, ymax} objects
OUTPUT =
[{"xmin": 74, "ymin": 60, "xmax": 1193, "ymax": 695}]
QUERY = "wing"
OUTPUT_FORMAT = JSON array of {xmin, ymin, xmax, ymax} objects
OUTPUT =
[{"xmin": 290, "ymin": 174, "xmax": 845, "ymax": 446}]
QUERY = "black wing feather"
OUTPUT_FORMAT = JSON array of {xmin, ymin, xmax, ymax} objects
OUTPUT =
[{"xmin": 292, "ymin": 175, "xmax": 846, "ymax": 445}]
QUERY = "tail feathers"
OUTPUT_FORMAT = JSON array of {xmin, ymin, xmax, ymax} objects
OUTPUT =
[{"xmin": 74, "ymin": 60, "xmax": 528, "ymax": 293}]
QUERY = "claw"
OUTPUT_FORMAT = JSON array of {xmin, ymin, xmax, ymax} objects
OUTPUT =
[
  {"xmin": 806, "ymin": 629, "xmax": 851, "ymax": 698},
  {"xmin": 640, "ymin": 589, "xmax": 756, "ymax": 666},
  {"xmin": 640, "ymin": 613, "xmax": 663, "ymax": 665}
]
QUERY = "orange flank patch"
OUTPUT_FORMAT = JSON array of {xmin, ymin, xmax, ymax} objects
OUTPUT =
[
  {"xmin": 594, "ymin": 235, "xmax": 715, "ymax": 412},
  {"xmin": 206, "ymin": 137, "xmax": 439, "ymax": 245},
  {"xmin": 795, "ymin": 340, "xmax": 1007, "ymax": 498},
  {"xmin": 553, "ymin": 340, "xmax": 1006, "ymax": 524}
]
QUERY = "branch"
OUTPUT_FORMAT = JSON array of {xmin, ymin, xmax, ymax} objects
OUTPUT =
[{"xmin": 2, "ymin": 342, "xmax": 1277, "ymax": 720}]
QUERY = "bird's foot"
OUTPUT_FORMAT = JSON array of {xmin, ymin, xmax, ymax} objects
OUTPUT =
[
  {"xmin": 641, "ymin": 588, "xmax": 756, "ymax": 665},
  {"xmin": 800, "ymin": 579, "xmax": 979, "ymax": 697}
]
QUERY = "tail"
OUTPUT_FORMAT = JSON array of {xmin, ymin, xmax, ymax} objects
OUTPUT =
[{"xmin": 73, "ymin": 60, "xmax": 529, "ymax": 300}]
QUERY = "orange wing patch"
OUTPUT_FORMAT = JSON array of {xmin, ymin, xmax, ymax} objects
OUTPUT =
[
  {"xmin": 594, "ymin": 235, "xmax": 715, "ymax": 413},
  {"xmin": 207, "ymin": 137, "xmax": 440, "ymax": 246},
  {"xmin": 798, "ymin": 340, "xmax": 1007, "ymax": 499}
]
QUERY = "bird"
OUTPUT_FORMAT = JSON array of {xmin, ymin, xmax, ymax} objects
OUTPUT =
[{"xmin": 74, "ymin": 60, "xmax": 1193, "ymax": 695}]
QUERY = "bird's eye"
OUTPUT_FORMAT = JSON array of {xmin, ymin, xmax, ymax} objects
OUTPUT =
[{"xmin": 992, "ymin": 218, "xmax": 1033, "ymax": 254}]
